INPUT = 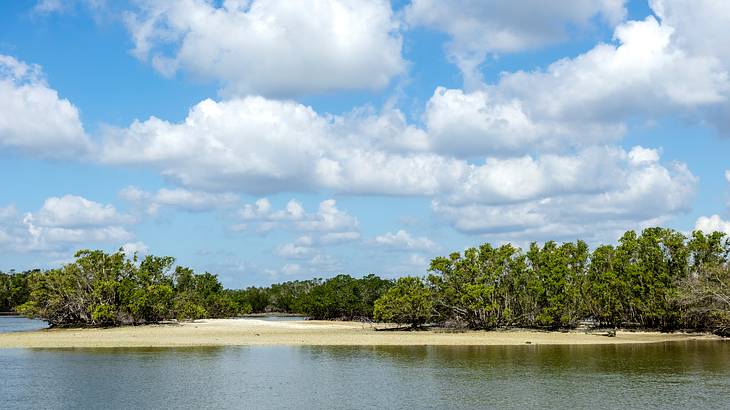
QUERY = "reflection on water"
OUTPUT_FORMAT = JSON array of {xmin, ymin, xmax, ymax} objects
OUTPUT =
[
  {"xmin": 0, "ymin": 316, "xmax": 48, "ymax": 333},
  {"xmin": 1, "ymin": 342, "xmax": 729, "ymax": 409}
]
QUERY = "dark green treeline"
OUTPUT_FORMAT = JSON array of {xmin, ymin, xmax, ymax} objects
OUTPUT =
[{"xmin": 1, "ymin": 227, "xmax": 729, "ymax": 335}]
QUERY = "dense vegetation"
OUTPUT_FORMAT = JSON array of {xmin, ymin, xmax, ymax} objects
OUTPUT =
[
  {"xmin": 1, "ymin": 227, "xmax": 729, "ymax": 335},
  {"xmin": 0, "ymin": 270, "xmax": 33, "ymax": 313},
  {"xmin": 375, "ymin": 228, "xmax": 730, "ymax": 335},
  {"xmin": 0, "ymin": 250, "xmax": 392, "ymax": 326}
]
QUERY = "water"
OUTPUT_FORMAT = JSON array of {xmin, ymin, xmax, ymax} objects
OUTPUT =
[
  {"xmin": 1, "ymin": 317, "xmax": 729, "ymax": 409},
  {"xmin": 1, "ymin": 342, "xmax": 729, "ymax": 409},
  {"xmin": 0, "ymin": 315, "xmax": 47, "ymax": 333}
]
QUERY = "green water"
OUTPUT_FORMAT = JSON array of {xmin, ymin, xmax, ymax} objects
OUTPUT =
[{"xmin": 1, "ymin": 341, "xmax": 729, "ymax": 409}]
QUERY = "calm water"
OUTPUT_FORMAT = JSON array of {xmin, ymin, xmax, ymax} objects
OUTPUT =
[
  {"xmin": 1, "ymin": 318, "xmax": 729, "ymax": 409},
  {"xmin": 0, "ymin": 315, "xmax": 47, "ymax": 333}
]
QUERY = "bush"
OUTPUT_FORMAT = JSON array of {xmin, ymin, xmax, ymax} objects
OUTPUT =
[{"xmin": 374, "ymin": 277, "xmax": 433, "ymax": 327}]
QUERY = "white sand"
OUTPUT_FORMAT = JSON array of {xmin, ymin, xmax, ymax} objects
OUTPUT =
[{"xmin": 0, "ymin": 318, "xmax": 720, "ymax": 348}]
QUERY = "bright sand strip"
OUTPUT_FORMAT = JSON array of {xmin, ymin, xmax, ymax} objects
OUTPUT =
[{"xmin": 0, "ymin": 319, "xmax": 722, "ymax": 348}]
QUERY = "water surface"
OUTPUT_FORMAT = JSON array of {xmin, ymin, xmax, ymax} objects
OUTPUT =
[
  {"xmin": 0, "ymin": 315, "xmax": 47, "ymax": 333},
  {"xmin": 2, "ymin": 341, "xmax": 729, "ymax": 409}
]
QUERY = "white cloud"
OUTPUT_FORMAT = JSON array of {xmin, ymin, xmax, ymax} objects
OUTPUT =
[
  {"xmin": 0, "ymin": 55, "xmax": 90, "ymax": 157},
  {"xmin": 725, "ymin": 170, "xmax": 730, "ymax": 184},
  {"xmin": 422, "ymin": 87, "xmax": 624, "ymax": 157},
  {"xmin": 275, "ymin": 231, "xmax": 360, "ymax": 261},
  {"xmin": 100, "ymin": 91, "xmax": 697, "ymax": 243},
  {"xmin": 294, "ymin": 199, "xmax": 358, "ymax": 232},
  {"xmin": 120, "ymin": 186, "xmax": 238, "ymax": 214},
  {"xmin": 416, "ymin": 13, "xmax": 730, "ymax": 157},
  {"xmin": 497, "ymin": 17, "xmax": 727, "ymax": 118},
  {"xmin": 239, "ymin": 198, "xmax": 358, "ymax": 235},
  {"xmin": 370, "ymin": 230, "xmax": 437, "ymax": 252},
  {"xmin": 93, "ymin": 3, "xmax": 730, "ymax": 246},
  {"xmin": 434, "ymin": 149, "xmax": 696, "ymax": 240},
  {"xmin": 99, "ymin": 96, "xmax": 467, "ymax": 196},
  {"xmin": 650, "ymin": 0, "xmax": 730, "ymax": 64},
  {"xmin": 102, "ymin": 97, "xmax": 331, "ymax": 193},
  {"xmin": 695, "ymin": 215, "xmax": 730, "ymax": 236},
  {"xmin": 0, "ymin": 196, "xmax": 136, "ymax": 253},
  {"xmin": 121, "ymin": 241, "xmax": 149, "ymax": 257},
  {"xmin": 405, "ymin": 0, "xmax": 626, "ymax": 86},
  {"xmin": 33, "ymin": 195, "xmax": 134, "ymax": 228},
  {"xmin": 248, "ymin": 200, "xmax": 360, "ymax": 264},
  {"xmin": 268, "ymin": 253, "xmax": 341, "ymax": 278},
  {"xmin": 275, "ymin": 242, "xmax": 314, "ymax": 260},
  {"xmin": 125, "ymin": 0, "xmax": 404, "ymax": 97},
  {"xmin": 109, "ymin": 9, "xmax": 719, "ymax": 185}
]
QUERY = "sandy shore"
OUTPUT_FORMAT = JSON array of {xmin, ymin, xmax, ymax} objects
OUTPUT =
[{"xmin": 0, "ymin": 319, "xmax": 720, "ymax": 348}]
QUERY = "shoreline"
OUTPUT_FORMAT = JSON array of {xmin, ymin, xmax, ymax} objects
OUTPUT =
[{"xmin": 0, "ymin": 319, "xmax": 722, "ymax": 348}]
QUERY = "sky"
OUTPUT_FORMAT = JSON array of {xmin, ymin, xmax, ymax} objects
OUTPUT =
[{"xmin": 1, "ymin": 0, "xmax": 729, "ymax": 287}]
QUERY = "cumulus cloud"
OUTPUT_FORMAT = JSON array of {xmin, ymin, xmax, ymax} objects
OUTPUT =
[
  {"xmin": 239, "ymin": 198, "xmax": 358, "ymax": 236},
  {"xmin": 241, "ymin": 199, "xmax": 360, "ymax": 268},
  {"xmin": 119, "ymin": 186, "xmax": 238, "ymax": 214},
  {"xmin": 405, "ymin": 0, "xmax": 626, "ymax": 86},
  {"xmin": 33, "ymin": 195, "xmax": 134, "ymax": 228},
  {"xmin": 124, "ymin": 0, "xmax": 404, "ymax": 97},
  {"xmin": 421, "ymin": 10, "xmax": 730, "ymax": 157},
  {"xmin": 0, "ymin": 195, "xmax": 136, "ymax": 253},
  {"xmin": 650, "ymin": 0, "xmax": 730, "ymax": 63},
  {"xmin": 0, "ymin": 55, "xmax": 90, "ymax": 157},
  {"xmin": 121, "ymin": 241, "xmax": 149, "ymax": 257},
  {"xmin": 695, "ymin": 215, "xmax": 730, "ymax": 236},
  {"xmin": 98, "ymin": 96, "xmax": 467, "ymax": 196},
  {"xmin": 370, "ymin": 230, "xmax": 437, "ymax": 252},
  {"xmin": 434, "ymin": 147, "xmax": 696, "ymax": 240},
  {"xmin": 497, "ymin": 17, "xmax": 727, "ymax": 120},
  {"xmin": 421, "ymin": 87, "xmax": 619, "ymax": 157},
  {"xmin": 99, "ymin": 91, "xmax": 697, "ymax": 242},
  {"xmin": 90, "ymin": 2, "xmax": 730, "ymax": 245}
]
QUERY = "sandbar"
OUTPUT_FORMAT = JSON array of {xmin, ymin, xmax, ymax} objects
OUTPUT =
[{"xmin": 0, "ymin": 319, "xmax": 721, "ymax": 348}]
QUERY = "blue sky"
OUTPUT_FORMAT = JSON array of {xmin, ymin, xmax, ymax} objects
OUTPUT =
[{"xmin": 1, "ymin": 0, "xmax": 729, "ymax": 287}]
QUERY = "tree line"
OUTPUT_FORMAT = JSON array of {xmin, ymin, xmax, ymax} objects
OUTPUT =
[
  {"xmin": 0, "ymin": 250, "xmax": 393, "ymax": 326},
  {"xmin": 1, "ymin": 227, "xmax": 728, "ymax": 335},
  {"xmin": 375, "ymin": 228, "xmax": 730, "ymax": 335}
]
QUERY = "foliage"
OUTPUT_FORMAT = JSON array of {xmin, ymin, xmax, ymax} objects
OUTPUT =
[
  {"xmin": 0, "ymin": 270, "xmax": 33, "ymax": 312},
  {"xmin": 16, "ymin": 250, "xmax": 241, "ymax": 326},
  {"xmin": 294, "ymin": 274, "xmax": 393, "ymax": 320},
  {"xmin": 675, "ymin": 264, "xmax": 730, "ymax": 336},
  {"xmin": 418, "ymin": 228, "xmax": 730, "ymax": 332},
  {"xmin": 373, "ymin": 276, "xmax": 433, "ymax": 327}
]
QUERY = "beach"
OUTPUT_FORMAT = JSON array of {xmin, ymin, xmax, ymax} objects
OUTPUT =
[{"xmin": 0, "ymin": 319, "xmax": 720, "ymax": 348}]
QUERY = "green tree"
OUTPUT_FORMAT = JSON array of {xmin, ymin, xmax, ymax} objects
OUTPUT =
[{"xmin": 373, "ymin": 276, "xmax": 433, "ymax": 327}]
